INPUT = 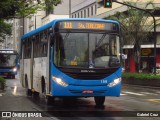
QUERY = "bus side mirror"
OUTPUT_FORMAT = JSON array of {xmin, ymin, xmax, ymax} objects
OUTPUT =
[
  {"xmin": 49, "ymin": 28, "xmax": 55, "ymax": 46},
  {"xmin": 50, "ymin": 33, "xmax": 55, "ymax": 46},
  {"xmin": 109, "ymin": 56, "xmax": 120, "ymax": 67},
  {"xmin": 121, "ymin": 54, "xmax": 127, "ymax": 60},
  {"xmin": 49, "ymin": 27, "xmax": 53, "ymax": 34}
]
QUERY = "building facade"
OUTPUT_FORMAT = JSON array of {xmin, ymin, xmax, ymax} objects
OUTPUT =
[
  {"xmin": 95, "ymin": 0, "xmax": 160, "ymax": 73},
  {"xmin": 70, "ymin": 0, "xmax": 160, "ymax": 73},
  {"xmin": 0, "ymin": 19, "xmax": 22, "ymax": 50},
  {"xmin": 3, "ymin": 0, "xmax": 160, "ymax": 73},
  {"xmin": 8, "ymin": 0, "xmax": 84, "ymax": 52},
  {"xmin": 71, "ymin": 0, "xmax": 97, "ymax": 18}
]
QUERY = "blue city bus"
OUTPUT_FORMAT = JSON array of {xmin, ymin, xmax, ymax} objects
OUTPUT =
[
  {"xmin": 20, "ymin": 18, "xmax": 123, "ymax": 106},
  {"xmin": 0, "ymin": 49, "xmax": 19, "ymax": 79}
]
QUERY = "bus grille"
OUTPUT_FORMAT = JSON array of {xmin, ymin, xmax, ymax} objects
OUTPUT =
[
  {"xmin": 64, "ymin": 72, "xmax": 109, "ymax": 80},
  {"xmin": 58, "ymin": 67, "xmax": 117, "ymax": 80}
]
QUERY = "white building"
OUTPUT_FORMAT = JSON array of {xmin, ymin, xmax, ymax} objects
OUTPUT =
[
  {"xmin": 2, "ymin": 0, "xmax": 85, "ymax": 51},
  {"xmin": 21, "ymin": 0, "xmax": 85, "ymax": 34},
  {"xmin": 71, "ymin": 0, "xmax": 97, "ymax": 18},
  {"xmin": 0, "ymin": 19, "xmax": 22, "ymax": 50}
]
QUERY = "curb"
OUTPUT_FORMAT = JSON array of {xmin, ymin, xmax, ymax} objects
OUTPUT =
[{"xmin": 123, "ymin": 84, "xmax": 160, "ymax": 89}]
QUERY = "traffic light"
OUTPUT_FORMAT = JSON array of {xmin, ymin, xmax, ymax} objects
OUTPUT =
[{"xmin": 104, "ymin": 0, "xmax": 112, "ymax": 8}]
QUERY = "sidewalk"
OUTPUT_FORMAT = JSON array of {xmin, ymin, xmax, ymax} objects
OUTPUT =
[{"xmin": 122, "ymin": 78, "xmax": 160, "ymax": 87}]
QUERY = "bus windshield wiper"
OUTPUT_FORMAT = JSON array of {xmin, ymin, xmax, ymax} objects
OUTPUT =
[
  {"xmin": 63, "ymin": 33, "xmax": 70, "ymax": 41},
  {"xmin": 96, "ymin": 34, "xmax": 106, "ymax": 47}
]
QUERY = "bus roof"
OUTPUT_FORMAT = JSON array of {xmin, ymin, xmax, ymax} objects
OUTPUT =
[
  {"xmin": 0, "ymin": 49, "xmax": 16, "ymax": 51},
  {"xmin": 21, "ymin": 18, "xmax": 120, "ymax": 40},
  {"xmin": 0, "ymin": 49, "xmax": 18, "ymax": 54}
]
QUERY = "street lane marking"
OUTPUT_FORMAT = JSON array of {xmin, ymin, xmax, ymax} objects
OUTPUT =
[
  {"xmin": 120, "ymin": 93, "xmax": 126, "ymax": 96},
  {"xmin": 122, "ymin": 91, "xmax": 145, "ymax": 96},
  {"xmin": 13, "ymin": 86, "xmax": 17, "ymax": 95},
  {"xmin": 146, "ymin": 99, "xmax": 160, "ymax": 103},
  {"xmin": 140, "ymin": 92, "xmax": 158, "ymax": 95},
  {"xmin": 0, "ymin": 93, "xmax": 2, "ymax": 96}
]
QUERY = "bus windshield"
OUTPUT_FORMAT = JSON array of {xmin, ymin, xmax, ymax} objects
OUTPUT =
[
  {"xmin": 54, "ymin": 32, "xmax": 120, "ymax": 68},
  {"xmin": 0, "ymin": 54, "xmax": 17, "ymax": 67}
]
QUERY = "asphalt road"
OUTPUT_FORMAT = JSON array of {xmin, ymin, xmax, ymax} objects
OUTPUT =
[{"xmin": 0, "ymin": 75, "xmax": 160, "ymax": 120}]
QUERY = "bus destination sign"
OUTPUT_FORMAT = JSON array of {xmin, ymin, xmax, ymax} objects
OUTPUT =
[{"xmin": 58, "ymin": 21, "xmax": 117, "ymax": 30}]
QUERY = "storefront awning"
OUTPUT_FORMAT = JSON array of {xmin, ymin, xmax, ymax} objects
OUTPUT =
[
  {"xmin": 123, "ymin": 44, "xmax": 160, "ymax": 49},
  {"xmin": 141, "ymin": 45, "xmax": 160, "ymax": 48},
  {"xmin": 123, "ymin": 45, "xmax": 134, "ymax": 49}
]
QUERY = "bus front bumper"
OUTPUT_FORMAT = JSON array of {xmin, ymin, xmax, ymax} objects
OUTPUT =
[
  {"xmin": 0, "ymin": 69, "xmax": 17, "ymax": 77},
  {"xmin": 51, "ymin": 80, "xmax": 121, "ymax": 97}
]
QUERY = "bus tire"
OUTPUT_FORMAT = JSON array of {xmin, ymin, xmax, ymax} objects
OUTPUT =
[
  {"xmin": 26, "ymin": 89, "xmax": 32, "ymax": 96},
  {"xmin": 94, "ymin": 96, "xmax": 105, "ymax": 107},
  {"xmin": 32, "ymin": 91, "xmax": 40, "ymax": 99},
  {"xmin": 41, "ymin": 77, "xmax": 45, "ymax": 93},
  {"xmin": 25, "ymin": 74, "xmax": 28, "ymax": 88},
  {"xmin": 46, "ymin": 96, "xmax": 54, "ymax": 105},
  {"xmin": 11, "ymin": 75, "xmax": 15, "ymax": 79}
]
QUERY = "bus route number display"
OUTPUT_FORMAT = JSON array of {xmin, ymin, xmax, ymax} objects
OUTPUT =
[{"xmin": 59, "ymin": 21, "xmax": 108, "ymax": 30}]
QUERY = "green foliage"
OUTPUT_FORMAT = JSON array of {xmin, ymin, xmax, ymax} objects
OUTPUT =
[
  {"xmin": 0, "ymin": 77, "xmax": 6, "ymax": 89},
  {"xmin": 106, "ymin": 0, "xmax": 160, "ymax": 72},
  {"xmin": 0, "ymin": 0, "xmax": 61, "ymax": 19},
  {"xmin": 45, "ymin": 0, "xmax": 62, "ymax": 14},
  {"xmin": 0, "ymin": 19, "xmax": 12, "ymax": 42},
  {"xmin": 122, "ymin": 72, "xmax": 160, "ymax": 80},
  {"xmin": 0, "ymin": 0, "xmax": 61, "ymax": 43},
  {"xmin": 106, "ymin": 0, "xmax": 160, "ymax": 45}
]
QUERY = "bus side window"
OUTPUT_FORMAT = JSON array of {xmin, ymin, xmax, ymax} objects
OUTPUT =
[
  {"xmin": 38, "ymin": 35, "xmax": 41, "ymax": 57},
  {"xmin": 40, "ymin": 32, "xmax": 43, "ymax": 57},
  {"xmin": 24, "ymin": 39, "xmax": 27, "ymax": 59},
  {"xmin": 42, "ymin": 43, "xmax": 47, "ymax": 57},
  {"xmin": 28, "ymin": 38, "xmax": 32, "ymax": 58},
  {"xmin": 40, "ymin": 31, "xmax": 48, "ymax": 57},
  {"xmin": 23, "ymin": 40, "xmax": 26, "ymax": 59},
  {"xmin": 34, "ymin": 35, "xmax": 40, "ymax": 57},
  {"xmin": 33, "ymin": 35, "xmax": 37, "ymax": 58},
  {"xmin": 23, "ymin": 38, "xmax": 31, "ymax": 59}
]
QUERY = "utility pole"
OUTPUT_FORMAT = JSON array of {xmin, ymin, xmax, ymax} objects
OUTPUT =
[
  {"xmin": 111, "ymin": 0, "xmax": 157, "ymax": 74},
  {"xmin": 69, "ymin": 0, "xmax": 71, "ymax": 18},
  {"xmin": 23, "ymin": 17, "xmax": 25, "ymax": 34},
  {"xmin": 35, "ymin": 15, "xmax": 37, "ymax": 29}
]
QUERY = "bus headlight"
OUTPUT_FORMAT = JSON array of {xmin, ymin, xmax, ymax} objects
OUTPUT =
[
  {"xmin": 13, "ymin": 67, "xmax": 17, "ymax": 72},
  {"xmin": 108, "ymin": 78, "xmax": 121, "ymax": 87},
  {"xmin": 52, "ymin": 76, "xmax": 68, "ymax": 87}
]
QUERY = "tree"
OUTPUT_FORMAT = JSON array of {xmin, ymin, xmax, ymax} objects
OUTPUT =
[
  {"xmin": 0, "ymin": 0, "xmax": 61, "ymax": 19},
  {"xmin": 106, "ymin": 0, "xmax": 160, "ymax": 72},
  {"xmin": 0, "ymin": 19, "xmax": 12, "ymax": 43},
  {"xmin": 0, "ymin": 0, "xmax": 61, "ymax": 43}
]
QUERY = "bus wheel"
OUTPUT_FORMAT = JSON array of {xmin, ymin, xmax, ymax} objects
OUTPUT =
[
  {"xmin": 94, "ymin": 96, "xmax": 105, "ymax": 107},
  {"xmin": 32, "ymin": 91, "xmax": 40, "ymax": 99},
  {"xmin": 45, "ymin": 96, "xmax": 54, "ymax": 105},
  {"xmin": 26, "ymin": 89, "xmax": 32, "ymax": 96},
  {"xmin": 25, "ymin": 75, "xmax": 28, "ymax": 88},
  {"xmin": 41, "ymin": 77, "xmax": 45, "ymax": 93},
  {"xmin": 11, "ymin": 75, "xmax": 15, "ymax": 79}
]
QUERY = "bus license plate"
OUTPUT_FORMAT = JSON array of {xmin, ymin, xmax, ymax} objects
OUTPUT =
[{"xmin": 82, "ymin": 90, "xmax": 93, "ymax": 94}]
